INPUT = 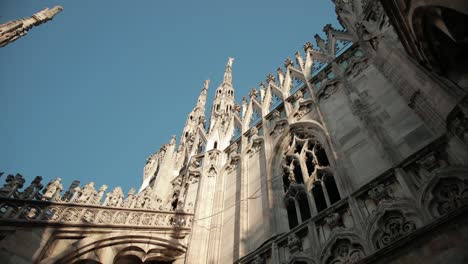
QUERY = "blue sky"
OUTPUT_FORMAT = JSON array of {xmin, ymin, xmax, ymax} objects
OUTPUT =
[{"xmin": 0, "ymin": 1, "xmax": 339, "ymax": 193}]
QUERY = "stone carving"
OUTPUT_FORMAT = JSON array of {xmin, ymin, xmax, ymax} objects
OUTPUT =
[
  {"xmin": 251, "ymin": 255, "xmax": 264, "ymax": 264},
  {"xmin": 431, "ymin": 178, "xmax": 468, "ymax": 216},
  {"xmin": 135, "ymin": 186, "xmax": 153, "ymax": 209},
  {"xmin": 19, "ymin": 176, "xmax": 43, "ymax": 200},
  {"xmin": 416, "ymin": 152, "xmax": 445, "ymax": 172},
  {"xmin": 76, "ymin": 182, "xmax": 97, "ymax": 204},
  {"xmin": 318, "ymin": 78, "xmax": 340, "ymax": 101},
  {"xmin": 0, "ymin": 174, "xmax": 25, "ymax": 198},
  {"xmin": 98, "ymin": 210, "xmax": 114, "ymax": 224},
  {"xmin": 284, "ymin": 58, "xmax": 294, "ymax": 68},
  {"xmin": 344, "ymin": 55, "xmax": 369, "ymax": 78},
  {"xmin": 21, "ymin": 206, "xmax": 41, "ymax": 220},
  {"xmin": 0, "ymin": 6, "xmax": 63, "ymax": 48},
  {"xmin": 367, "ymin": 184, "xmax": 390, "ymax": 204},
  {"xmin": 247, "ymin": 127, "xmax": 263, "ymax": 157},
  {"xmin": 208, "ymin": 165, "xmax": 217, "ymax": 177},
  {"xmin": 269, "ymin": 111, "xmax": 288, "ymax": 137},
  {"xmin": 287, "ymin": 234, "xmax": 302, "ymax": 253},
  {"xmin": 374, "ymin": 211, "xmax": 416, "ymax": 249},
  {"xmin": 104, "ymin": 187, "xmax": 124, "ymax": 207},
  {"xmin": 249, "ymin": 88, "xmax": 259, "ymax": 100},
  {"xmin": 292, "ymin": 92, "xmax": 314, "ymax": 120},
  {"xmin": 266, "ymin": 73, "xmax": 276, "ymax": 84},
  {"xmin": 449, "ymin": 111, "xmax": 468, "ymax": 145},
  {"xmin": 209, "ymin": 151, "xmax": 219, "ymax": 164},
  {"xmin": 61, "ymin": 180, "xmax": 80, "ymax": 202},
  {"xmin": 62, "ymin": 208, "xmax": 81, "ymax": 222},
  {"xmin": 123, "ymin": 188, "xmax": 137, "ymax": 208},
  {"xmin": 42, "ymin": 178, "xmax": 63, "ymax": 201},
  {"xmin": 113, "ymin": 212, "xmax": 129, "ymax": 224},
  {"xmin": 82, "ymin": 209, "xmax": 97, "ymax": 223},
  {"xmin": 324, "ymin": 238, "xmax": 364, "ymax": 264},
  {"xmin": 325, "ymin": 213, "xmax": 343, "ymax": 229},
  {"xmin": 226, "ymin": 143, "xmax": 241, "ymax": 172}
]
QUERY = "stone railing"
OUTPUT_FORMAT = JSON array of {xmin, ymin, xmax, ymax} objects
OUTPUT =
[
  {"xmin": 0, "ymin": 173, "xmax": 193, "ymax": 228},
  {"xmin": 0, "ymin": 198, "xmax": 192, "ymax": 228}
]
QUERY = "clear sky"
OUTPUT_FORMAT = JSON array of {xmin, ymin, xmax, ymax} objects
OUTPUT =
[{"xmin": 0, "ymin": 1, "xmax": 339, "ymax": 194}]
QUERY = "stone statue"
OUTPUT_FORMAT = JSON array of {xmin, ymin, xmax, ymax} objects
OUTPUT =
[
  {"xmin": 105, "ymin": 187, "xmax": 124, "ymax": 207},
  {"xmin": 123, "ymin": 188, "xmax": 136, "ymax": 208},
  {"xmin": 76, "ymin": 182, "xmax": 97, "ymax": 204},
  {"xmin": 42, "ymin": 178, "xmax": 63, "ymax": 201},
  {"xmin": 135, "ymin": 187, "xmax": 153, "ymax": 209}
]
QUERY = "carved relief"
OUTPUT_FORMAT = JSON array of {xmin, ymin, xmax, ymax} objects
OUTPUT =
[
  {"xmin": 367, "ymin": 184, "xmax": 390, "ymax": 204},
  {"xmin": 323, "ymin": 238, "xmax": 365, "ymax": 264},
  {"xmin": 62, "ymin": 208, "xmax": 82, "ymax": 222},
  {"xmin": 269, "ymin": 110, "xmax": 288, "ymax": 137},
  {"xmin": 287, "ymin": 234, "xmax": 302, "ymax": 253},
  {"xmin": 247, "ymin": 127, "xmax": 263, "ymax": 158},
  {"xmin": 372, "ymin": 211, "xmax": 416, "ymax": 249},
  {"xmin": 226, "ymin": 143, "xmax": 240, "ymax": 172},
  {"xmin": 42, "ymin": 178, "xmax": 63, "ymax": 201},
  {"xmin": 82, "ymin": 209, "xmax": 97, "ymax": 223},
  {"xmin": 318, "ymin": 79, "xmax": 340, "ymax": 101},
  {"xmin": 344, "ymin": 55, "xmax": 369, "ymax": 78},
  {"xmin": 325, "ymin": 213, "xmax": 344, "ymax": 230},
  {"xmin": 291, "ymin": 91, "xmax": 315, "ymax": 120},
  {"xmin": 431, "ymin": 177, "xmax": 468, "ymax": 216}
]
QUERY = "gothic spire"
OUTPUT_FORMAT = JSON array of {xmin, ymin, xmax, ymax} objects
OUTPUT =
[
  {"xmin": 222, "ymin": 57, "xmax": 235, "ymax": 86},
  {"xmin": 0, "ymin": 6, "xmax": 63, "ymax": 48},
  {"xmin": 196, "ymin": 79, "xmax": 210, "ymax": 111}
]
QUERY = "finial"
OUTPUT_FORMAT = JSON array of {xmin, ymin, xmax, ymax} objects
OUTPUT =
[
  {"xmin": 223, "ymin": 58, "xmax": 235, "ymax": 85},
  {"xmin": 203, "ymin": 79, "xmax": 210, "ymax": 90},
  {"xmin": 323, "ymin": 23, "xmax": 333, "ymax": 34},
  {"xmin": 266, "ymin": 74, "xmax": 276, "ymax": 83},
  {"xmin": 303, "ymin": 41, "xmax": 313, "ymax": 52},
  {"xmin": 284, "ymin": 58, "xmax": 294, "ymax": 68},
  {"xmin": 249, "ymin": 88, "xmax": 259, "ymax": 99}
]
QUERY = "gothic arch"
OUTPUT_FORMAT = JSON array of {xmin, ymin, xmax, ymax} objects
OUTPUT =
[
  {"xmin": 39, "ymin": 234, "xmax": 187, "ymax": 264},
  {"xmin": 320, "ymin": 232, "xmax": 368, "ymax": 264},
  {"xmin": 272, "ymin": 121, "xmax": 343, "ymax": 229},
  {"xmin": 365, "ymin": 202, "xmax": 424, "ymax": 250},
  {"xmin": 419, "ymin": 166, "xmax": 468, "ymax": 218},
  {"xmin": 408, "ymin": 0, "xmax": 468, "ymax": 90}
]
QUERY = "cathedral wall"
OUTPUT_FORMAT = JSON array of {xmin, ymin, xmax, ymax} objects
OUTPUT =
[
  {"xmin": 318, "ymin": 78, "xmax": 388, "ymax": 187},
  {"xmin": 0, "ymin": 226, "xmax": 51, "ymax": 264},
  {"xmin": 245, "ymin": 146, "xmax": 270, "ymax": 253},
  {"xmin": 219, "ymin": 166, "xmax": 241, "ymax": 263}
]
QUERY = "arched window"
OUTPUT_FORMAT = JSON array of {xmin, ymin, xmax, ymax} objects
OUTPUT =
[
  {"xmin": 324, "ymin": 174, "xmax": 341, "ymax": 204},
  {"xmin": 213, "ymin": 141, "xmax": 218, "ymax": 149},
  {"xmin": 297, "ymin": 192, "xmax": 311, "ymax": 221},
  {"xmin": 311, "ymin": 182, "xmax": 327, "ymax": 212},
  {"xmin": 286, "ymin": 199, "xmax": 299, "ymax": 229},
  {"xmin": 281, "ymin": 127, "xmax": 342, "ymax": 227}
]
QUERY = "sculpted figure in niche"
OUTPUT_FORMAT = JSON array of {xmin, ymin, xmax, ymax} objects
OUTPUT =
[
  {"xmin": 76, "ymin": 182, "xmax": 97, "ymax": 204},
  {"xmin": 105, "ymin": 187, "xmax": 124, "ymax": 207},
  {"xmin": 135, "ymin": 186, "xmax": 153, "ymax": 209},
  {"xmin": 42, "ymin": 178, "xmax": 63, "ymax": 201}
]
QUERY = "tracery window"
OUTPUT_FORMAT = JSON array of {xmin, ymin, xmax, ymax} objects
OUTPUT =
[{"xmin": 282, "ymin": 128, "xmax": 341, "ymax": 228}]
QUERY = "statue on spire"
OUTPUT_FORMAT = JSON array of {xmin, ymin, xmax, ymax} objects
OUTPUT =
[
  {"xmin": 0, "ymin": 6, "xmax": 63, "ymax": 48},
  {"xmin": 222, "ymin": 57, "xmax": 235, "ymax": 85}
]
